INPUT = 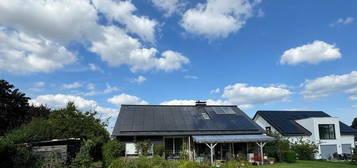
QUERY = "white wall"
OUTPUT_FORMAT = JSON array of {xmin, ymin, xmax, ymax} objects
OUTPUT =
[{"xmin": 254, "ymin": 114, "xmax": 355, "ymax": 159}]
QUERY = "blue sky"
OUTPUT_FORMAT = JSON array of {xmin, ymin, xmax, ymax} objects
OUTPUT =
[{"xmin": 1, "ymin": 0, "xmax": 357, "ymax": 132}]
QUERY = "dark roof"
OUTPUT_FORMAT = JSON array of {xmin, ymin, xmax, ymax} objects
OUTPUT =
[
  {"xmin": 254, "ymin": 110, "xmax": 357, "ymax": 136},
  {"xmin": 112, "ymin": 105, "xmax": 265, "ymax": 136}
]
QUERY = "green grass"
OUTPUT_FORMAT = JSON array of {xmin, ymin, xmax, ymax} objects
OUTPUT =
[{"xmin": 262, "ymin": 160, "xmax": 357, "ymax": 168}]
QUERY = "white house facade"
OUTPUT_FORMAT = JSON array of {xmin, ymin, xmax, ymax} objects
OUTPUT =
[{"xmin": 253, "ymin": 111, "xmax": 357, "ymax": 160}]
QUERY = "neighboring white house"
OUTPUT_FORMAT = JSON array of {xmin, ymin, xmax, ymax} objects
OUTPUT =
[{"xmin": 253, "ymin": 110, "xmax": 357, "ymax": 160}]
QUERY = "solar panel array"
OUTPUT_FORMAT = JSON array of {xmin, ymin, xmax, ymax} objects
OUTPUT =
[{"xmin": 112, "ymin": 105, "xmax": 263, "ymax": 136}]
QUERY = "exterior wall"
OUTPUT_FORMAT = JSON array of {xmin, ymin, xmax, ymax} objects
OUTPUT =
[
  {"xmin": 253, "ymin": 115, "xmax": 279, "ymax": 133},
  {"xmin": 254, "ymin": 115, "xmax": 355, "ymax": 159}
]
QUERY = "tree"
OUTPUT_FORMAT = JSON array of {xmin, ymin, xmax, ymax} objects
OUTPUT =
[
  {"xmin": 0, "ymin": 79, "xmax": 30, "ymax": 135},
  {"xmin": 351, "ymin": 118, "xmax": 357, "ymax": 129},
  {"xmin": 102, "ymin": 140, "xmax": 124, "ymax": 166},
  {"xmin": 0, "ymin": 79, "xmax": 50, "ymax": 135}
]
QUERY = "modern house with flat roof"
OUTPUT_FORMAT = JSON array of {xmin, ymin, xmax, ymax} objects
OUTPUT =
[
  {"xmin": 112, "ymin": 101, "xmax": 274, "ymax": 164},
  {"xmin": 253, "ymin": 110, "xmax": 357, "ymax": 160}
]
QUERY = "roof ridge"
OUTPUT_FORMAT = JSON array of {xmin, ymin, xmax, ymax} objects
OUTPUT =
[{"xmin": 121, "ymin": 104, "xmax": 237, "ymax": 107}]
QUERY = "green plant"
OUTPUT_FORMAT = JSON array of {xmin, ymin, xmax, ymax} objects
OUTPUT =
[
  {"xmin": 265, "ymin": 131, "xmax": 290, "ymax": 162},
  {"xmin": 71, "ymin": 139, "xmax": 96, "ymax": 168},
  {"xmin": 179, "ymin": 141, "xmax": 189, "ymax": 160},
  {"xmin": 0, "ymin": 140, "xmax": 41, "ymax": 168},
  {"xmin": 221, "ymin": 160, "xmax": 252, "ymax": 168},
  {"xmin": 135, "ymin": 140, "xmax": 152, "ymax": 156},
  {"xmin": 290, "ymin": 138, "xmax": 318, "ymax": 160},
  {"xmin": 153, "ymin": 143, "xmax": 165, "ymax": 157},
  {"xmin": 283, "ymin": 151, "xmax": 296, "ymax": 163},
  {"xmin": 102, "ymin": 140, "xmax": 124, "ymax": 166}
]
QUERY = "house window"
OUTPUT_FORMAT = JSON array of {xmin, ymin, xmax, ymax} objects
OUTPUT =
[
  {"xmin": 202, "ymin": 112, "xmax": 211, "ymax": 120},
  {"xmin": 319, "ymin": 124, "xmax": 336, "ymax": 139},
  {"xmin": 266, "ymin": 126, "xmax": 271, "ymax": 132}
]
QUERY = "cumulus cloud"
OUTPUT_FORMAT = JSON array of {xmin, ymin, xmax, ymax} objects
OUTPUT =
[
  {"xmin": 108, "ymin": 94, "xmax": 148, "ymax": 107},
  {"xmin": 0, "ymin": 0, "xmax": 99, "ymax": 44},
  {"xmin": 132, "ymin": 76, "xmax": 146, "ymax": 84},
  {"xmin": 90, "ymin": 26, "xmax": 189, "ymax": 72},
  {"xmin": 330, "ymin": 17, "xmax": 354, "ymax": 27},
  {"xmin": 180, "ymin": 0, "xmax": 260, "ymax": 39},
  {"xmin": 280, "ymin": 40, "xmax": 341, "ymax": 65},
  {"xmin": 82, "ymin": 83, "xmax": 118, "ymax": 96},
  {"xmin": 301, "ymin": 71, "xmax": 357, "ymax": 99},
  {"xmin": 151, "ymin": 0, "xmax": 186, "ymax": 17},
  {"xmin": 0, "ymin": 28, "xmax": 76, "ymax": 73},
  {"xmin": 30, "ymin": 94, "xmax": 118, "ymax": 119},
  {"xmin": 222, "ymin": 83, "xmax": 292, "ymax": 105},
  {"xmin": 92, "ymin": 0, "xmax": 157, "ymax": 42},
  {"xmin": 29, "ymin": 81, "xmax": 46, "ymax": 92},
  {"xmin": 0, "ymin": 0, "xmax": 189, "ymax": 74}
]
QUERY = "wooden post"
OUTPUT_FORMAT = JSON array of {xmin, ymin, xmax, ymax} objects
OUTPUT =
[
  {"xmin": 188, "ymin": 136, "xmax": 192, "ymax": 160},
  {"xmin": 205, "ymin": 143, "xmax": 217, "ymax": 166},
  {"xmin": 256, "ymin": 141, "xmax": 266, "ymax": 165}
]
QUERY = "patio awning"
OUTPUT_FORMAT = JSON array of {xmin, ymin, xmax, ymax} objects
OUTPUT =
[{"xmin": 192, "ymin": 134, "xmax": 274, "ymax": 143}]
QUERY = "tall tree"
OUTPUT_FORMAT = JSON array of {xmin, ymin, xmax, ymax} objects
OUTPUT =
[
  {"xmin": 0, "ymin": 79, "xmax": 50, "ymax": 135},
  {"xmin": 0, "ymin": 79, "xmax": 30, "ymax": 135}
]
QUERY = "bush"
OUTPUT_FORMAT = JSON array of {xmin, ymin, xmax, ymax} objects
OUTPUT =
[
  {"xmin": 0, "ymin": 140, "xmax": 41, "ymax": 168},
  {"xmin": 290, "ymin": 138, "xmax": 318, "ymax": 160},
  {"xmin": 102, "ymin": 140, "xmax": 124, "ymax": 166},
  {"xmin": 283, "ymin": 151, "xmax": 296, "ymax": 163},
  {"xmin": 153, "ymin": 143, "xmax": 164, "ymax": 157},
  {"xmin": 71, "ymin": 139, "xmax": 96, "ymax": 168},
  {"xmin": 221, "ymin": 160, "xmax": 252, "ymax": 168},
  {"xmin": 109, "ymin": 157, "xmax": 179, "ymax": 168},
  {"xmin": 135, "ymin": 140, "xmax": 152, "ymax": 156},
  {"xmin": 264, "ymin": 132, "xmax": 290, "ymax": 162}
]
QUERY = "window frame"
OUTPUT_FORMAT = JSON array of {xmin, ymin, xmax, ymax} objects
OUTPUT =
[{"xmin": 318, "ymin": 124, "xmax": 336, "ymax": 140}]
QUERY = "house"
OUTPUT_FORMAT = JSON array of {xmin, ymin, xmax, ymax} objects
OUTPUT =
[
  {"xmin": 112, "ymin": 101, "xmax": 274, "ymax": 165},
  {"xmin": 253, "ymin": 110, "xmax": 357, "ymax": 160}
]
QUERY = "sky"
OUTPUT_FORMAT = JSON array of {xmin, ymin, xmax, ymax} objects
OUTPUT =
[{"xmin": 1, "ymin": 0, "xmax": 357, "ymax": 132}]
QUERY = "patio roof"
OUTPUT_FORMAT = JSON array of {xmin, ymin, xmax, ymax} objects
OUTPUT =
[{"xmin": 192, "ymin": 134, "xmax": 275, "ymax": 143}]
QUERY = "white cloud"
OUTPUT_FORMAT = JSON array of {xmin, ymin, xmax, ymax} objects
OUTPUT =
[
  {"xmin": 88, "ymin": 63, "xmax": 104, "ymax": 73},
  {"xmin": 29, "ymin": 81, "xmax": 45, "ymax": 92},
  {"xmin": 132, "ymin": 76, "xmax": 146, "ymax": 84},
  {"xmin": 180, "ymin": 0, "xmax": 260, "ymax": 39},
  {"xmin": 184, "ymin": 75, "xmax": 199, "ymax": 80},
  {"xmin": 0, "ymin": 0, "xmax": 189, "ymax": 74},
  {"xmin": 151, "ymin": 0, "xmax": 186, "ymax": 17},
  {"xmin": 301, "ymin": 71, "xmax": 357, "ymax": 99},
  {"xmin": 87, "ymin": 83, "xmax": 96, "ymax": 90},
  {"xmin": 0, "ymin": 0, "xmax": 99, "ymax": 44},
  {"xmin": 280, "ymin": 40, "xmax": 341, "ymax": 65},
  {"xmin": 62, "ymin": 82, "xmax": 83, "ymax": 89},
  {"xmin": 222, "ymin": 83, "xmax": 291, "ymax": 105},
  {"xmin": 103, "ymin": 83, "xmax": 118, "ymax": 94},
  {"xmin": 108, "ymin": 94, "xmax": 148, "ymax": 107},
  {"xmin": 90, "ymin": 26, "xmax": 189, "ymax": 72},
  {"xmin": 330, "ymin": 17, "xmax": 354, "ymax": 27},
  {"xmin": 30, "ymin": 94, "xmax": 118, "ymax": 119},
  {"xmin": 210, "ymin": 88, "xmax": 220, "ymax": 94},
  {"xmin": 92, "ymin": 0, "xmax": 157, "ymax": 42},
  {"xmin": 0, "ymin": 28, "xmax": 76, "ymax": 73}
]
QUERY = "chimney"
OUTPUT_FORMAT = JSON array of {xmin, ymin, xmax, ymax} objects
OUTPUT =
[{"xmin": 195, "ymin": 100, "xmax": 207, "ymax": 107}]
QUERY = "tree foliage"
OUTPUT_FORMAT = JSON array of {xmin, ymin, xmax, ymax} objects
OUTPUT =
[
  {"xmin": 0, "ymin": 79, "xmax": 50, "ymax": 135},
  {"xmin": 351, "ymin": 118, "xmax": 357, "ymax": 129},
  {"xmin": 102, "ymin": 140, "xmax": 124, "ymax": 166},
  {"xmin": 290, "ymin": 138, "xmax": 318, "ymax": 160},
  {"xmin": 264, "ymin": 132, "xmax": 290, "ymax": 162},
  {"xmin": 70, "ymin": 139, "xmax": 96, "ymax": 168}
]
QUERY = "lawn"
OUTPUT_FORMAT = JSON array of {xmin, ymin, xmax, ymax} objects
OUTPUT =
[{"xmin": 262, "ymin": 160, "xmax": 357, "ymax": 168}]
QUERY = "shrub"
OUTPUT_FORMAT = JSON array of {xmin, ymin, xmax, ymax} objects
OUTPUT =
[
  {"xmin": 283, "ymin": 151, "xmax": 296, "ymax": 163},
  {"xmin": 0, "ymin": 140, "xmax": 41, "ymax": 168},
  {"xmin": 102, "ymin": 140, "xmax": 124, "ymax": 166},
  {"xmin": 71, "ymin": 139, "xmax": 96, "ymax": 168},
  {"xmin": 264, "ymin": 132, "xmax": 290, "ymax": 162},
  {"xmin": 135, "ymin": 140, "xmax": 152, "ymax": 156},
  {"xmin": 221, "ymin": 160, "xmax": 252, "ymax": 168},
  {"xmin": 290, "ymin": 138, "xmax": 318, "ymax": 160},
  {"xmin": 153, "ymin": 143, "xmax": 164, "ymax": 157}
]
